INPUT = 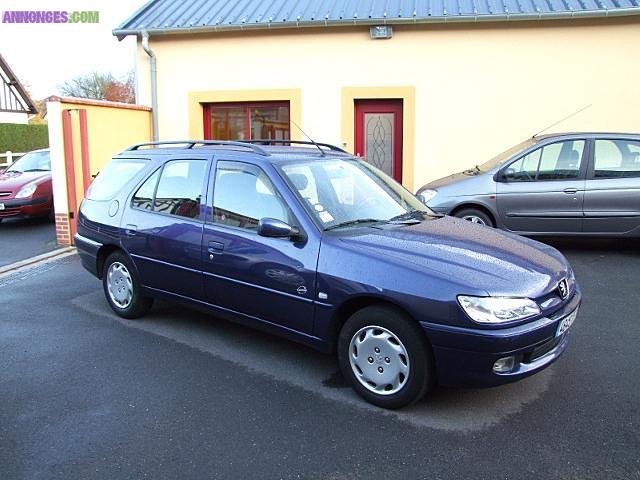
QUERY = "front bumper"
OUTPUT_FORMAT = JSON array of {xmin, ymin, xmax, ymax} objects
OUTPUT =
[
  {"xmin": 0, "ymin": 196, "xmax": 50, "ymax": 218},
  {"xmin": 421, "ymin": 288, "xmax": 581, "ymax": 388}
]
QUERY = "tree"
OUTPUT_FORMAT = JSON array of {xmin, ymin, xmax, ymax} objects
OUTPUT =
[{"xmin": 59, "ymin": 71, "xmax": 135, "ymax": 103}]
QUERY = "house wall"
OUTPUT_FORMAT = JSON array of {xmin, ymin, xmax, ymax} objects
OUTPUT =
[{"xmin": 136, "ymin": 17, "xmax": 640, "ymax": 191}]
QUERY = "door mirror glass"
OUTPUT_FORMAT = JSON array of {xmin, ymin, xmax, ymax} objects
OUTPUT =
[
  {"xmin": 257, "ymin": 218, "xmax": 300, "ymax": 239},
  {"xmin": 503, "ymin": 168, "xmax": 516, "ymax": 180}
]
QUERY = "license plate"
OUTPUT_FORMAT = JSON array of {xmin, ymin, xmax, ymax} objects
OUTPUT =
[
  {"xmin": 0, "ymin": 203, "xmax": 4, "ymax": 210},
  {"xmin": 556, "ymin": 308, "xmax": 578, "ymax": 337}
]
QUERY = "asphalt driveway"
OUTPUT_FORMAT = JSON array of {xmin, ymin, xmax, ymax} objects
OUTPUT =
[
  {"xmin": 0, "ymin": 217, "xmax": 57, "ymax": 267},
  {"xmin": 0, "ymin": 239, "xmax": 638, "ymax": 479}
]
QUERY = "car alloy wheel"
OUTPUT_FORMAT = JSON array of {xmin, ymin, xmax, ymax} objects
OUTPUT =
[{"xmin": 348, "ymin": 325, "xmax": 410, "ymax": 395}]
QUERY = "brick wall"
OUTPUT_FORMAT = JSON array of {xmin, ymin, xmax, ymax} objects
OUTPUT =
[{"xmin": 55, "ymin": 213, "xmax": 72, "ymax": 246}]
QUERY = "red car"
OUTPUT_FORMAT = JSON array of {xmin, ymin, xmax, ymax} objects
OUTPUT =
[{"xmin": 0, "ymin": 149, "xmax": 52, "ymax": 223}]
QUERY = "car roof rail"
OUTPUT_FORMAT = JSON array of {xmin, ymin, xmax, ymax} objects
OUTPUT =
[
  {"xmin": 125, "ymin": 140, "xmax": 271, "ymax": 156},
  {"xmin": 244, "ymin": 139, "xmax": 348, "ymax": 154}
]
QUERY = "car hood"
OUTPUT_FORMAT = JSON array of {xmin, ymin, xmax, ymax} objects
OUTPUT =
[
  {"xmin": 0, "ymin": 171, "xmax": 51, "ymax": 192},
  {"xmin": 338, "ymin": 216, "xmax": 569, "ymax": 298},
  {"xmin": 421, "ymin": 171, "xmax": 473, "ymax": 191}
]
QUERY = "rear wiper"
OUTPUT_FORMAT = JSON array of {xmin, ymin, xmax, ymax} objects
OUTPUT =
[{"xmin": 324, "ymin": 218, "xmax": 383, "ymax": 231}]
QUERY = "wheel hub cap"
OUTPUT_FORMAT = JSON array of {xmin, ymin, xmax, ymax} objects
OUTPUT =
[
  {"xmin": 349, "ymin": 325, "xmax": 410, "ymax": 395},
  {"xmin": 107, "ymin": 262, "xmax": 133, "ymax": 309}
]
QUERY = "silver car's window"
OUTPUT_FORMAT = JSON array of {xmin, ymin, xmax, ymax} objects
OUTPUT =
[
  {"xmin": 507, "ymin": 140, "xmax": 584, "ymax": 181},
  {"xmin": 593, "ymin": 139, "xmax": 640, "ymax": 178}
]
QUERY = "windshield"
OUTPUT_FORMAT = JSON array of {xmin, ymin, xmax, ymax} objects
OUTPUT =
[
  {"xmin": 6, "ymin": 150, "xmax": 50, "ymax": 173},
  {"xmin": 476, "ymin": 138, "xmax": 538, "ymax": 173},
  {"xmin": 279, "ymin": 157, "xmax": 434, "ymax": 230}
]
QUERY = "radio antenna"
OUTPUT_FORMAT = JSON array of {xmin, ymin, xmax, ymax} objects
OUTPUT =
[
  {"xmin": 532, "ymin": 104, "xmax": 592, "ymax": 138},
  {"xmin": 290, "ymin": 118, "xmax": 325, "ymax": 156}
]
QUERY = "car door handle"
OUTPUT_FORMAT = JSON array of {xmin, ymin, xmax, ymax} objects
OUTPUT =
[
  {"xmin": 563, "ymin": 188, "xmax": 578, "ymax": 194},
  {"xmin": 207, "ymin": 241, "xmax": 224, "ymax": 255},
  {"xmin": 124, "ymin": 224, "xmax": 137, "ymax": 236}
]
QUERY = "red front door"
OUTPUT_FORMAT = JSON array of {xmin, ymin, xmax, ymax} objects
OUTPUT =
[{"xmin": 354, "ymin": 99, "xmax": 403, "ymax": 183}]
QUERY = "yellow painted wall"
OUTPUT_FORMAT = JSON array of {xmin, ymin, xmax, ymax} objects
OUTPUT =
[
  {"xmin": 137, "ymin": 17, "xmax": 640, "ymax": 191},
  {"xmin": 56, "ymin": 102, "xmax": 152, "ymax": 207}
]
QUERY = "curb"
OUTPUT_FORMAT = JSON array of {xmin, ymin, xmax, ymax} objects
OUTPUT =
[{"xmin": 0, "ymin": 247, "xmax": 77, "ymax": 277}]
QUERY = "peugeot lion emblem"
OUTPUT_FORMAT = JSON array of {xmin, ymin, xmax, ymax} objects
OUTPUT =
[{"xmin": 557, "ymin": 279, "xmax": 569, "ymax": 299}]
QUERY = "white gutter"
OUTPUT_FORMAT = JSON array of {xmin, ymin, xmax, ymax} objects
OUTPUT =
[
  {"xmin": 141, "ymin": 30, "xmax": 159, "ymax": 141},
  {"xmin": 114, "ymin": 7, "xmax": 640, "ymax": 38}
]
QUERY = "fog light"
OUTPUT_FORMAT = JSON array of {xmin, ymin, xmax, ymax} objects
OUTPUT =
[{"xmin": 493, "ymin": 356, "xmax": 515, "ymax": 373}]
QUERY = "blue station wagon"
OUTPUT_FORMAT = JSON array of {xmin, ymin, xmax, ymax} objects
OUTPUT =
[{"xmin": 76, "ymin": 140, "xmax": 581, "ymax": 409}]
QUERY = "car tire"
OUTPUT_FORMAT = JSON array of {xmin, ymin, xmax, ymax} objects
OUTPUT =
[
  {"xmin": 337, "ymin": 305, "xmax": 434, "ymax": 409},
  {"xmin": 102, "ymin": 251, "xmax": 153, "ymax": 319},
  {"xmin": 454, "ymin": 208, "xmax": 494, "ymax": 227}
]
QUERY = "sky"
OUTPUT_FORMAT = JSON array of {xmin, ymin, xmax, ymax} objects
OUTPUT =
[{"xmin": 0, "ymin": 0, "xmax": 148, "ymax": 100}]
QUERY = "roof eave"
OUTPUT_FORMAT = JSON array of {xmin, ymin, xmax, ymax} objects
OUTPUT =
[
  {"xmin": 113, "ymin": 7, "xmax": 640, "ymax": 39},
  {"xmin": 0, "ymin": 53, "xmax": 38, "ymax": 114}
]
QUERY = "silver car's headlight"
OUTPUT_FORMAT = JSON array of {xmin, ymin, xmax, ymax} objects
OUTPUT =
[
  {"xmin": 417, "ymin": 189, "xmax": 437, "ymax": 203},
  {"xmin": 458, "ymin": 296, "xmax": 540, "ymax": 324},
  {"xmin": 15, "ymin": 183, "xmax": 37, "ymax": 198}
]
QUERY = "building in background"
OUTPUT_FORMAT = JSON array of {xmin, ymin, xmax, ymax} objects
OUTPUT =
[
  {"xmin": 115, "ymin": 0, "xmax": 640, "ymax": 191},
  {"xmin": 0, "ymin": 52, "xmax": 37, "ymax": 124}
]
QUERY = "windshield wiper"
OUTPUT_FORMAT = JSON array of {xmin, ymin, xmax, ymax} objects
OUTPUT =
[
  {"xmin": 463, "ymin": 165, "xmax": 482, "ymax": 175},
  {"xmin": 324, "ymin": 218, "xmax": 383, "ymax": 231},
  {"xmin": 387, "ymin": 210, "xmax": 426, "ymax": 223},
  {"xmin": 23, "ymin": 168, "xmax": 50, "ymax": 172}
]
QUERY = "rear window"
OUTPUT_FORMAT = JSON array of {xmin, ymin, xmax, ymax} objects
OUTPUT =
[{"xmin": 86, "ymin": 159, "xmax": 148, "ymax": 201}]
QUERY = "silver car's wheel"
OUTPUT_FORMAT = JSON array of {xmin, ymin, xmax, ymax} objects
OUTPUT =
[
  {"xmin": 348, "ymin": 325, "xmax": 410, "ymax": 395},
  {"xmin": 462, "ymin": 214, "xmax": 487, "ymax": 225},
  {"xmin": 106, "ymin": 261, "xmax": 133, "ymax": 309},
  {"xmin": 454, "ymin": 208, "xmax": 494, "ymax": 227}
]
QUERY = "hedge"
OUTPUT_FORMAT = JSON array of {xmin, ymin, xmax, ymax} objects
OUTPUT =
[{"xmin": 0, "ymin": 123, "xmax": 49, "ymax": 153}]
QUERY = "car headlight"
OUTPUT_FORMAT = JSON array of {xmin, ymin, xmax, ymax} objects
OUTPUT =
[
  {"xmin": 458, "ymin": 296, "xmax": 540, "ymax": 324},
  {"xmin": 15, "ymin": 183, "xmax": 38, "ymax": 198},
  {"xmin": 417, "ymin": 189, "xmax": 437, "ymax": 203}
]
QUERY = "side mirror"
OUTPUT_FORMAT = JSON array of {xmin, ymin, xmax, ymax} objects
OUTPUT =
[
  {"xmin": 258, "ymin": 218, "xmax": 303, "ymax": 241},
  {"xmin": 496, "ymin": 168, "xmax": 515, "ymax": 182}
]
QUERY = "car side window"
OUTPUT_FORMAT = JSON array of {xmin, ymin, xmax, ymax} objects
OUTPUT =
[
  {"xmin": 507, "ymin": 149, "xmax": 541, "ymax": 181},
  {"xmin": 506, "ymin": 140, "xmax": 584, "ymax": 182},
  {"xmin": 594, "ymin": 139, "xmax": 640, "ymax": 178},
  {"xmin": 132, "ymin": 169, "xmax": 160, "ymax": 211},
  {"xmin": 151, "ymin": 160, "xmax": 206, "ymax": 219},
  {"xmin": 212, "ymin": 161, "xmax": 292, "ymax": 230}
]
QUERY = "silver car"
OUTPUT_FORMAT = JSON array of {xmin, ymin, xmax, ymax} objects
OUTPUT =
[{"xmin": 417, "ymin": 133, "xmax": 640, "ymax": 237}]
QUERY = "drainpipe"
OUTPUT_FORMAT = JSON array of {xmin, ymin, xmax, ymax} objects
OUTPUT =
[{"xmin": 141, "ymin": 30, "xmax": 159, "ymax": 141}]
